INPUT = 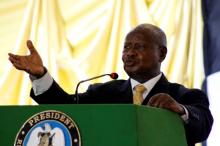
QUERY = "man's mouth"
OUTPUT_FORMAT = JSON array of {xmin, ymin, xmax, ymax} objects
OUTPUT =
[{"xmin": 124, "ymin": 60, "xmax": 137, "ymax": 66}]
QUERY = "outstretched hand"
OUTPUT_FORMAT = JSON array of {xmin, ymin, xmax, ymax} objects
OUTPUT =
[
  {"xmin": 8, "ymin": 40, "xmax": 45, "ymax": 77},
  {"xmin": 147, "ymin": 93, "xmax": 185, "ymax": 115}
]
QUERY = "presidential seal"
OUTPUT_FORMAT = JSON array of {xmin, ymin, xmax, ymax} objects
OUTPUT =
[{"xmin": 14, "ymin": 110, "xmax": 81, "ymax": 146}]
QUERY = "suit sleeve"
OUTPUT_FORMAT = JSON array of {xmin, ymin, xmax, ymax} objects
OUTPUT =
[
  {"xmin": 30, "ymin": 79, "xmax": 76, "ymax": 104},
  {"xmin": 180, "ymin": 89, "xmax": 213, "ymax": 144},
  {"xmin": 30, "ymin": 79, "xmax": 103, "ymax": 104}
]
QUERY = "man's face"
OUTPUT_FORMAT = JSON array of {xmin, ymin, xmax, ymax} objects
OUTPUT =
[{"xmin": 122, "ymin": 31, "xmax": 163, "ymax": 78}]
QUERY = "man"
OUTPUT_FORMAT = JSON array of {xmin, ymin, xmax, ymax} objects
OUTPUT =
[{"xmin": 8, "ymin": 23, "xmax": 213, "ymax": 146}]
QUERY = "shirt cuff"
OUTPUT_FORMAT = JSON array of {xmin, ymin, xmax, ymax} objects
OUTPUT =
[
  {"xmin": 29, "ymin": 71, "xmax": 53, "ymax": 96},
  {"xmin": 180, "ymin": 105, "xmax": 189, "ymax": 123}
]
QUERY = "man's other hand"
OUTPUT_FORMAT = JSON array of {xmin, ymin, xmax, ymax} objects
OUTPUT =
[
  {"xmin": 147, "ymin": 93, "xmax": 185, "ymax": 115},
  {"xmin": 8, "ymin": 40, "xmax": 45, "ymax": 77}
]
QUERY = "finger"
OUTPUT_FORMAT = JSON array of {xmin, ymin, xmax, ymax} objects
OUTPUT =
[
  {"xmin": 11, "ymin": 61, "xmax": 24, "ymax": 70},
  {"xmin": 158, "ymin": 99, "xmax": 170, "ymax": 108},
  {"xmin": 152, "ymin": 97, "xmax": 165, "ymax": 107},
  {"xmin": 10, "ymin": 58, "xmax": 31, "ymax": 73},
  {"xmin": 147, "ymin": 97, "xmax": 156, "ymax": 106},
  {"xmin": 8, "ymin": 54, "xmax": 20, "ymax": 63},
  {"xmin": 148, "ymin": 96, "xmax": 161, "ymax": 107},
  {"xmin": 157, "ymin": 98, "xmax": 180, "ymax": 112},
  {"xmin": 27, "ymin": 40, "xmax": 37, "ymax": 54},
  {"xmin": 147, "ymin": 94, "xmax": 162, "ymax": 106},
  {"xmin": 8, "ymin": 53, "xmax": 18, "ymax": 59},
  {"xmin": 148, "ymin": 93, "xmax": 170, "ymax": 108},
  {"xmin": 8, "ymin": 57, "xmax": 15, "ymax": 64}
]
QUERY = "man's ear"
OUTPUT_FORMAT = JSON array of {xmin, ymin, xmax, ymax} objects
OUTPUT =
[{"xmin": 159, "ymin": 46, "xmax": 167, "ymax": 62}]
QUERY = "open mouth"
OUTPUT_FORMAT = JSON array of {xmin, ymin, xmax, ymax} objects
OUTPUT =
[{"xmin": 124, "ymin": 60, "xmax": 137, "ymax": 66}]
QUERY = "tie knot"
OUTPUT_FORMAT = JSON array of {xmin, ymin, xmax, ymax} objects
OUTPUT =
[{"xmin": 134, "ymin": 84, "xmax": 146, "ymax": 94}]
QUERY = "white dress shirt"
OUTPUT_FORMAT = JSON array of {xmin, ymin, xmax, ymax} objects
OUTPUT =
[
  {"xmin": 30, "ymin": 71, "xmax": 53, "ymax": 96},
  {"xmin": 130, "ymin": 73, "xmax": 162, "ymax": 100}
]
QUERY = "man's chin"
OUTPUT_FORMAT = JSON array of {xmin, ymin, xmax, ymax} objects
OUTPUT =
[{"xmin": 124, "ymin": 69, "xmax": 139, "ymax": 78}]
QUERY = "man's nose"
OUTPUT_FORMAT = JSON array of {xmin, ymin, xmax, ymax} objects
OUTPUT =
[{"xmin": 126, "ymin": 48, "xmax": 137, "ymax": 57}]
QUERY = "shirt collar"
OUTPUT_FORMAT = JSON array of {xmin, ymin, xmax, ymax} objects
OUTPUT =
[{"xmin": 130, "ymin": 73, "xmax": 162, "ymax": 97}]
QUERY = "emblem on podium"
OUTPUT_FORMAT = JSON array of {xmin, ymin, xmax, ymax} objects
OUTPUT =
[{"xmin": 14, "ymin": 110, "xmax": 81, "ymax": 146}]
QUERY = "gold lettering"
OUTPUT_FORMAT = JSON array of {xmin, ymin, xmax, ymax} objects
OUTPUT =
[
  {"xmin": 40, "ymin": 113, "xmax": 45, "ymax": 120},
  {"xmin": 46, "ymin": 112, "xmax": 50, "ymax": 119},
  {"xmin": 68, "ymin": 123, "xmax": 75, "ymax": 129},
  {"xmin": 34, "ymin": 115, "xmax": 40, "ymax": 123},
  {"xmin": 54, "ymin": 113, "xmax": 60, "ymax": 119},
  {"xmin": 59, "ymin": 115, "xmax": 66, "ymax": 122},
  {"xmin": 64, "ymin": 118, "xmax": 70, "ymax": 126},
  {"xmin": 51, "ymin": 112, "xmax": 54, "ymax": 118},
  {"xmin": 28, "ymin": 119, "xmax": 34, "ymax": 126}
]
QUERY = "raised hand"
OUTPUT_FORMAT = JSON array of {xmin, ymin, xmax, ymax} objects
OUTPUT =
[{"xmin": 8, "ymin": 40, "xmax": 45, "ymax": 77}]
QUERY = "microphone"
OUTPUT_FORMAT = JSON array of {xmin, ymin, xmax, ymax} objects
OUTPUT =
[{"xmin": 75, "ymin": 73, "xmax": 118, "ymax": 103}]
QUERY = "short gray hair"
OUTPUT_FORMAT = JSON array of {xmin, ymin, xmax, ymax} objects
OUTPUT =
[{"xmin": 130, "ymin": 23, "xmax": 167, "ymax": 48}]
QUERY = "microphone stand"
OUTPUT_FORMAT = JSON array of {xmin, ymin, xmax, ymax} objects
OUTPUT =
[{"xmin": 75, "ymin": 74, "xmax": 117, "ymax": 103}]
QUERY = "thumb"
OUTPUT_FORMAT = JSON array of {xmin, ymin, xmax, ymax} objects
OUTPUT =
[{"xmin": 27, "ymin": 40, "xmax": 37, "ymax": 54}]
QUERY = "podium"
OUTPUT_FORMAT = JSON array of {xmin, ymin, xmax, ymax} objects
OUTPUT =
[{"xmin": 0, "ymin": 104, "xmax": 187, "ymax": 146}]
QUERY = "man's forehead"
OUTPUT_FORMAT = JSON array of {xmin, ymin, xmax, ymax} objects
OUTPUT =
[{"xmin": 125, "ymin": 31, "xmax": 154, "ymax": 43}]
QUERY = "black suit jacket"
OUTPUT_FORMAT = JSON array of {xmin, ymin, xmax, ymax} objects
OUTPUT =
[{"xmin": 31, "ymin": 74, "xmax": 213, "ymax": 146}]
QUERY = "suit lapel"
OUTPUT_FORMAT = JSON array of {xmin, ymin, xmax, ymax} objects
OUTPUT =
[
  {"xmin": 142, "ymin": 74, "xmax": 170, "ymax": 105},
  {"xmin": 118, "ymin": 75, "xmax": 170, "ymax": 104}
]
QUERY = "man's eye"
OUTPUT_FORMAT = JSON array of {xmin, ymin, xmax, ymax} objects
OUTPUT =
[
  {"xmin": 134, "ymin": 44, "xmax": 145, "ymax": 50},
  {"xmin": 123, "ymin": 45, "xmax": 130, "ymax": 51}
]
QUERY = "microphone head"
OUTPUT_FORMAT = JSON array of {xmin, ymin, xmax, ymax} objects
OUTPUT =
[{"xmin": 110, "ymin": 72, "xmax": 118, "ymax": 79}]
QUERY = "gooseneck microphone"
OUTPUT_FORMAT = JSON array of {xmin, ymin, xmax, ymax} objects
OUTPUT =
[{"xmin": 75, "ymin": 73, "xmax": 118, "ymax": 103}]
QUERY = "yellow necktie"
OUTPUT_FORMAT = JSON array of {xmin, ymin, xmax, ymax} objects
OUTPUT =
[{"xmin": 133, "ymin": 84, "xmax": 146, "ymax": 105}]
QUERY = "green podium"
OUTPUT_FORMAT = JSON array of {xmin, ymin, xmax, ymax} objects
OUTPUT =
[{"xmin": 0, "ymin": 104, "xmax": 187, "ymax": 146}]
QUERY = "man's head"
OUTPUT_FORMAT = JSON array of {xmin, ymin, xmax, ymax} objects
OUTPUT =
[{"xmin": 122, "ymin": 23, "xmax": 167, "ymax": 82}]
